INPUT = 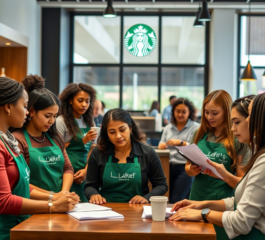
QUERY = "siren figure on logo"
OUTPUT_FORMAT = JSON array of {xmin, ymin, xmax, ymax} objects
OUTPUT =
[{"xmin": 124, "ymin": 24, "xmax": 157, "ymax": 57}]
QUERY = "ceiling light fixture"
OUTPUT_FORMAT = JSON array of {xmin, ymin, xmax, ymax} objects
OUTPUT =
[
  {"xmin": 5, "ymin": 42, "xmax": 11, "ymax": 46},
  {"xmin": 241, "ymin": 0, "xmax": 257, "ymax": 81},
  {"xmin": 103, "ymin": 0, "xmax": 116, "ymax": 18},
  {"xmin": 193, "ymin": 0, "xmax": 204, "ymax": 28},
  {"xmin": 199, "ymin": 0, "xmax": 211, "ymax": 22}
]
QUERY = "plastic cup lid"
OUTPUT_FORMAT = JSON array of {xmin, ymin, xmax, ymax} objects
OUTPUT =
[{"xmin": 149, "ymin": 196, "xmax": 168, "ymax": 202}]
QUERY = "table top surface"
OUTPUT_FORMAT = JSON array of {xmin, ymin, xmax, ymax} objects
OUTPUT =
[{"xmin": 11, "ymin": 203, "xmax": 216, "ymax": 239}]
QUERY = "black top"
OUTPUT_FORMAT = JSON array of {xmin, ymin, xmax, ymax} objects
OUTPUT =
[{"xmin": 84, "ymin": 139, "xmax": 168, "ymax": 201}]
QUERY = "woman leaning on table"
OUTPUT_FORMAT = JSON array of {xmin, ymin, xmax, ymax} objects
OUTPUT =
[
  {"xmin": 169, "ymin": 93, "xmax": 265, "ymax": 240},
  {"xmin": 84, "ymin": 108, "xmax": 168, "ymax": 204},
  {"xmin": 185, "ymin": 90, "xmax": 250, "ymax": 240},
  {"xmin": 0, "ymin": 77, "xmax": 79, "ymax": 240},
  {"xmin": 158, "ymin": 98, "xmax": 199, "ymax": 203}
]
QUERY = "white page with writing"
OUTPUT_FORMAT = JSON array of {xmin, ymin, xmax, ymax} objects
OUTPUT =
[
  {"xmin": 141, "ymin": 206, "xmax": 175, "ymax": 219},
  {"xmin": 67, "ymin": 203, "xmax": 112, "ymax": 213},
  {"xmin": 68, "ymin": 211, "xmax": 124, "ymax": 220},
  {"xmin": 176, "ymin": 144, "xmax": 224, "ymax": 179}
]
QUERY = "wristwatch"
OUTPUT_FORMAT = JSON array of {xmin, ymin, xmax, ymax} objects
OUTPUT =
[
  {"xmin": 180, "ymin": 140, "xmax": 184, "ymax": 146},
  {"xmin": 201, "ymin": 208, "xmax": 211, "ymax": 223},
  {"xmin": 49, "ymin": 191, "xmax": 54, "ymax": 202},
  {"xmin": 48, "ymin": 202, "xmax": 53, "ymax": 214}
]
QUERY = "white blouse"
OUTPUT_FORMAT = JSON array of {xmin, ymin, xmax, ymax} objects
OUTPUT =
[{"xmin": 222, "ymin": 153, "xmax": 265, "ymax": 239}]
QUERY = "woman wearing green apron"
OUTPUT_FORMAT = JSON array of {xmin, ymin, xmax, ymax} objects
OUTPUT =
[
  {"xmin": 13, "ymin": 75, "xmax": 74, "ymax": 196},
  {"xmin": 0, "ymin": 77, "xmax": 79, "ymax": 240},
  {"xmin": 57, "ymin": 83, "xmax": 97, "ymax": 202},
  {"xmin": 84, "ymin": 108, "xmax": 168, "ymax": 204},
  {"xmin": 185, "ymin": 90, "xmax": 250, "ymax": 240},
  {"xmin": 169, "ymin": 93, "xmax": 265, "ymax": 239}
]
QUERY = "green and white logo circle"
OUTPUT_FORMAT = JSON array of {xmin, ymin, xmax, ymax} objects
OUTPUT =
[{"xmin": 124, "ymin": 24, "xmax": 157, "ymax": 57}]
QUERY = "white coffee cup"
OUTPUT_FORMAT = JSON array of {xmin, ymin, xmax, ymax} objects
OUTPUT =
[
  {"xmin": 149, "ymin": 196, "xmax": 168, "ymax": 221},
  {"xmin": 91, "ymin": 127, "xmax": 100, "ymax": 144}
]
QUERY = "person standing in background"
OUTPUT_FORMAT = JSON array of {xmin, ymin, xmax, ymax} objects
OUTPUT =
[
  {"xmin": 94, "ymin": 99, "xmax": 103, "ymax": 127},
  {"xmin": 56, "ymin": 83, "xmax": 97, "ymax": 202},
  {"xmin": 162, "ymin": 95, "xmax": 177, "ymax": 126},
  {"xmin": 149, "ymin": 101, "xmax": 160, "ymax": 117}
]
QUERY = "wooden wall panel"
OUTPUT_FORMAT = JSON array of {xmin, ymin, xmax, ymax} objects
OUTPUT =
[{"xmin": 0, "ymin": 47, "xmax": 27, "ymax": 82}]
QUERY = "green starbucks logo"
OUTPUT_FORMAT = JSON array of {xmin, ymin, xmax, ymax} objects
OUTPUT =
[{"xmin": 124, "ymin": 24, "xmax": 157, "ymax": 57}]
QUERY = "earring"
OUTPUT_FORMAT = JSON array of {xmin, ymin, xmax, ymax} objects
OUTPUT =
[
  {"xmin": 28, "ymin": 116, "xmax": 31, "ymax": 121},
  {"xmin": 7, "ymin": 111, "xmax": 10, "ymax": 116}
]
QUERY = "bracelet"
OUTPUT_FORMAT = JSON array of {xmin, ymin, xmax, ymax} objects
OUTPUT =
[{"xmin": 49, "ymin": 191, "xmax": 54, "ymax": 202}]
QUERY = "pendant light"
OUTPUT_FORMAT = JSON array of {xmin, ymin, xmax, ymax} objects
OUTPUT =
[
  {"xmin": 240, "ymin": 1, "xmax": 257, "ymax": 81},
  {"xmin": 194, "ymin": 1, "xmax": 204, "ymax": 28},
  {"xmin": 103, "ymin": 0, "xmax": 116, "ymax": 18},
  {"xmin": 198, "ymin": 0, "xmax": 211, "ymax": 22}
]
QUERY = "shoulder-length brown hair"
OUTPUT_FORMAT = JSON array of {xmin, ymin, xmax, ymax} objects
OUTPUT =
[
  {"xmin": 58, "ymin": 83, "xmax": 96, "ymax": 139},
  {"xmin": 171, "ymin": 98, "xmax": 196, "ymax": 125},
  {"xmin": 194, "ymin": 90, "xmax": 237, "ymax": 168},
  {"xmin": 243, "ymin": 93, "xmax": 265, "ymax": 172}
]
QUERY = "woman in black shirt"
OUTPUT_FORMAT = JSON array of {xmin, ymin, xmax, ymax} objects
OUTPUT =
[{"xmin": 84, "ymin": 108, "xmax": 168, "ymax": 204}]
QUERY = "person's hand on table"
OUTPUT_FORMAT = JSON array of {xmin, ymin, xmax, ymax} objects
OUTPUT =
[
  {"xmin": 129, "ymin": 195, "xmax": 148, "ymax": 204},
  {"xmin": 203, "ymin": 160, "xmax": 228, "ymax": 181},
  {"xmin": 158, "ymin": 143, "xmax": 167, "ymax": 149},
  {"xmin": 89, "ymin": 194, "xmax": 106, "ymax": 205},
  {"xmin": 166, "ymin": 139, "xmax": 181, "ymax": 146},
  {"xmin": 189, "ymin": 164, "xmax": 202, "ymax": 176},
  {"xmin": 52, "ymin": 192, "xmax": 79, "ymax": 212},
  {"xmin": 168, "ymin": 208, "xmax": 202, "ymax": 221},
  {"xmin": 74, "ymin": 168, "xmax": 87, "ymax": 184},
  {"xmin": 171, "ymin": 199, "xmax": 206, "ymax": 212}
]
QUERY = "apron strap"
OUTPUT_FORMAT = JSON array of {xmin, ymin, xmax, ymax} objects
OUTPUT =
[
  {"xmin": 106, "ymin": 155, "xmax": 112, "ymax": 166},
  {"xmin": 23, "ymin": 129, "xmax": 34, "ymax": 149},
  {"xmin": 0, "ymin": 136, "xmax": 17, "ymax": 159},
  {"xmin": 45, "ymin": 132, "xmax": 58, "ymax": 147},
  {"xmin": 133, "ymin": 156, "xmax": 140, "ymax": 167}
]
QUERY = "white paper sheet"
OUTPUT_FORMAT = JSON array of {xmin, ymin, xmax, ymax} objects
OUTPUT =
[
  {"xmin": 67, "ymin": 203, "xmax": 112, "ymax": 213},
  {"xmin": 141, "ymin": 206, "xmax": 175, "ymax": 219},
  {"xmin": 68, "ymin": 210, "xmax": 124, "ymax": 220},
  {"xmin": 176, "ymin": 144, "xmax": 224, "ymax": 179}
]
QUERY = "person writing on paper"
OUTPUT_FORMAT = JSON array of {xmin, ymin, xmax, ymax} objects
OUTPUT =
[
  {"xmin": 169, "ymin": 94, "xmax": 265, "ymax": 240},
  {"xmin": 13, "ymin": 75, "xmax": 74, "ymax": 196},
  {"xmin": 84, "ymin": 108, "xmax": 168, "ymax": 204},
  {"xmin": 202, "ymin": 95, "xmax": 254, "ymax": 184},
  {"xmin": 56, "ymin": 83, "xmax": 97, "ymax": 202},
  {"xmin": 185, "ymin": 90, "xmax": 250, "ymax": 240},
  {"xmin": 158, "ymin": 98, "xmax": 199, "ymax": 203},
  {"xmin": 0, "ymin": 77, "xmax": 79, "ymax": 240}
]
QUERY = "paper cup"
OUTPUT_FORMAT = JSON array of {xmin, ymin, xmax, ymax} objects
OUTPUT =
[
  {"xmin": 91, "ymin": 127, "xmax": 100, "ymax": 144},
  {"xmin": 149, "ymin": 196, "xmax": 168, "ymax": 221}
]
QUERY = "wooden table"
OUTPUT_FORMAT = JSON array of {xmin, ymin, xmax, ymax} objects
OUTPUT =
[{"xmin": 11, "ymin": 203, "xmax": 216, "ymax": 240}]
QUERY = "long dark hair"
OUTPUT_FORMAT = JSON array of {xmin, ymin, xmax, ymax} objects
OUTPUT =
[
  {"xmin": 0, "ymin": 77, "xmax": 24, "ymax": 106},
  {"xmin": 243, "ymin": 93, "xmax": 265, "ymax": 172},
  {"xmin": 97, "ymin": 108, "xmax": 145, "ymax": 153},
  {"xmin": 58, "ymin": 83, "xmax": 96, "ymax": 140},
  {"xmin": 232, "ymin": 95, "xmax": 255, "ymax": 118},
  {"xmin": 149, "ymin": 101, "xmax": 160, "ymax": 114},
  {"xmin": 171, "ymin": 98, "xmax": 196, "ymax": 124},
  {"xmin": 22, "ymin": 74, "xmax": 64, "ymax": 148}
]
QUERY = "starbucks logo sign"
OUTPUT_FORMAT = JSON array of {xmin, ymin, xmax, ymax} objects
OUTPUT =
[{"xmin": 124, "ymin": 24, "xmax": 157, "ymax": 57}]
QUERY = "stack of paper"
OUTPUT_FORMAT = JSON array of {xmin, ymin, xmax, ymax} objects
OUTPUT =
[
  {"xmin": 67, "ymin": 203, "xmax": 124, "ymax": 221},
  {"xmin": 68, "ymin": 211, "xmax": 124, "ymax": 220},
  {"xmin": 141, "ymin": 206, "xmax": 175, "ymax": 219}
]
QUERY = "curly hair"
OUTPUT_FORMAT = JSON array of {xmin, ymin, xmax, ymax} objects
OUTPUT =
[
  {"xmin": 21, "ymin": 74, "xmax": 64, "ymax": 149},
  {"xmin": 171, "ymin": 98, "xmax": 196, "ymax": 124},
  {"xmin": 58, "ymin": 83, "xmax": 96, "ymax": 140},
  {"xmin": 97, "ymin": 108, "xmax": 145, "ymax": 153}
]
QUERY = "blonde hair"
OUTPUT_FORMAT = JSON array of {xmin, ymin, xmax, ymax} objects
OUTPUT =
[{"xmin": 194, "ymin": 90, "xmax": 236, "ymax": 168}]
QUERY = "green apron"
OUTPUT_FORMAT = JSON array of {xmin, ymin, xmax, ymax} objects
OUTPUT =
[
  {"xmin": 233, "ymin": 172, "xmax": 265, "ymax": 240},
  {"xmin": 66, "ymin": 120, "xmax": 91, "ymax": 202},
  {"xmin": 190, "ymin": 134, "xmax": 234, "ymax": 240},
  {"xmin": 99, "ymin": 155, "xmax": 143, "ymax": 203},
  {"xmin": 23, "ymin": 129, "xmax": 64, "ymax": 193},
  {"xmin": 0, "ymin": 136, "xmax": 30, "ymax": 240}
]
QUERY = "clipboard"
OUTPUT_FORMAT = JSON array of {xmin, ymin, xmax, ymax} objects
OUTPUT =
[{"xmin": 175, "ymin": 147, "xmax": 198, "ymax": 166}]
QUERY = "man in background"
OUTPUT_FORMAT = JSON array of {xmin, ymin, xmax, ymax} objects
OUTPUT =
[
  {"xmin": 94, "ymin": 99, "xmax": 103, "ymax": 127},
  {"xmin": 162, "ymin": 95, "xmax": 177, "ymax": 126}
]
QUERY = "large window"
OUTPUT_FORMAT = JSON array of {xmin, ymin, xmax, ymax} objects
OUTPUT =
[
  {"xmin": 238, "ymin": 15, "xmax": 265, "ymax": 97},
  {"xmin": 72, "ymin": 13, "xmax": 208, "ymax": 112}
]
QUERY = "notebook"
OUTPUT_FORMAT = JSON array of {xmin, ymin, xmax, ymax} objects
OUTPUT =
[
  {"xmin": 68, "ymin": 210, "xmax": 124, "ymax": 220},
  {"xmin": 141, "ymin": 206, "xmax": 175, "ymax": 219}
]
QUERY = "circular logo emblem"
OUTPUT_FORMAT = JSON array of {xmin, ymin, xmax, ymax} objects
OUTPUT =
[{"xmin": 124, "ymin": 24, "xmax": 157, "ymax": 57}]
